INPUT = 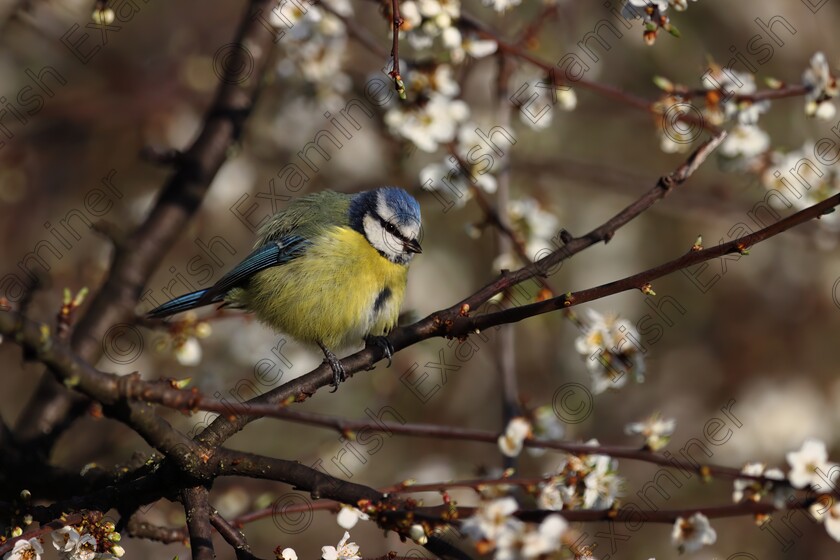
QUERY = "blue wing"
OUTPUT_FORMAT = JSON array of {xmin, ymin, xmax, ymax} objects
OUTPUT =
[{"xmin": 147, "ymin": 235, "xmax": 310, "ymax": 318}]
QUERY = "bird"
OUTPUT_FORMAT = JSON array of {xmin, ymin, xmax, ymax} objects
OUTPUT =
[{"xmin": 147, "ymin": 187, "xmax": 422, "ymax": 390}]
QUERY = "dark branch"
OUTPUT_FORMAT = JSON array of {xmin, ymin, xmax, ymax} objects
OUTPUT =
[{"xmin": 183, "ymin": 486, "xmax": 215, "ymax": 560}]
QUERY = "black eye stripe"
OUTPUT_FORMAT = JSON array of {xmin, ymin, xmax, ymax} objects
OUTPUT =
[{"xmin": 372, "ymin": 212, "xmax": 409, "ymax": 243}]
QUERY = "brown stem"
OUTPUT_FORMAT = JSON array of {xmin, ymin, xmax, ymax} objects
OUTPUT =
[
  {"xmin": 210, "ymin": 511, "xmax": 266, "ymax": 560},
  {"xmin": 183, "ymin": 486, "xmax": 215, "ymax": 560},
  {"xmin": 389, "ymin": 0, "xmax": 403, "ymax": 92}
]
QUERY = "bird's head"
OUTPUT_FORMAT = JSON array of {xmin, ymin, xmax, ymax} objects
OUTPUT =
[{"xmin": 350, "ymin": 187, "xmax": 422, "ymax": 265}]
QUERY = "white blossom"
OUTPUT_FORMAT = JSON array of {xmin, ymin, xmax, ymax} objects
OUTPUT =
[
  {"xmin": 517, "ymin": 78, "xmax": 576, "ymax": 131},
  {"xmin": 659, "ymin": 125, "xmax": 694, "ymax": 154},
  {"xmin": 731, "ymin": 463, "xmax": 785, "ymax": 505},
  {"xmin": 625, "ymin": 414, "xmax": 676, "ymax": 451},
  {"xmin": 760, "ymin": 143, "xmax": 840, "ymax": 230},
  {"xmin": 456, "ymin": 34, "xmax": 498, "ymax": 62},
  {"xmin": 732, "ymin": 462, "xmax": 767, "ymax": 503},
  {"xmin": 400, "ymin": 1, "xmax": 422, "ymax": 28},
  {"xmin": 270, "ymin": 0, "xmax": 323, "ymax": 40},
  {"xmin": 623, "ymin": 0, "xmax": 669, "ymax": 19},
  {"xmin": 702, "ymin": 67, "xmax": 769, "ymax": 126},
  {"xmin": 4, "ymin": 538, "xmax": 43, "ymax": 560},
  {"xmin": 407, "ymin": 64, "xmax": 460, "ymax": 97},
  {"xmin": 50, "ymin": 527, "xmax": 98, "ymax": 560},
  {"xmin": 501, "ymin": 515, "xmax": 567, "ymax": 560},
  {"xmin": 336, "ymin": 507, "xmax": 369, "ymax": 530},
  {"xmin": 803, "ymin": 52, "xmax": 838, "ymax": 120},
  {"xmin": 537, "ymin": 477, "xmax": 576, "ymax": 510},
  {"xmin": 824, "ymin": 502, "xmax": 840, "ymax": 541},
  {"xmin": 574, "ymin": 309, "xmax": 645, "ymax": 395},
  {"xmin": 385, "ymin": 94, "xmax": 469, "ymax": 152},
  {"xmin": 281, "ymin": 548, "xmax": 298, "ymax": 560},
  {"xmin": 321, "ymin": 532, "xmax": 361, "ymax": 560},
  {"xmin": 402, "ymin": 0, "xmax": 461, "ymax": 50},
  {"xmin": 463, "ymin": 497, "xmax": 567, "ymax": 559},
  {"xmin": 527, "ymin": 515, "xmax": 566, "ymax": 556},
  {"xmin": 508, "ymin": 197, "xmax": 560, "ymax": 257},
  {"xmin": 174, "ymin": 336, "xmax": 202, "ymax": 366},
  {"xmin": 622, "ymin": 0, "xmax": 697, "ymax": 18},
  {"xmin": 719, "ymin": 124, "xmax": 770, "ymax": 159},
  {"xmin": 51, "ymin": 528, "xmax": 80, "ymax": 554},
  {"xmin": 270, "ymin": 0, "xmax": 353, "ymax": 109},
  {"xmin": 671, "ymin": 512, "xmax": 717, "ymax": 553},
  {"xmin": 482, "ymin": 0, "xmax": 522, "ymax": 13},
  {"xmin": 582, "ymin": 454, "xmax": 621, "ymax": 509},
  {"xmin": 787, "ymin": 439, "xmax": 836, "ymax": 489},
  {"xmin": 539, "ymin": 443, "xmax": 623, "ymax": 511},
  {"xmin": 498, "ymin": 417, "xmax": 532, "ymax": 457},
  {"xmin": 461, "ymin": 497, "xmax": 522, "ymax": 542}
]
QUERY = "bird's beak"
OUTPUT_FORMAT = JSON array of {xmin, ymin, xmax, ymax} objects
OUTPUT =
[{"xmin": 404, "ymin": 239, "xmax": 422, "ymax": 254}]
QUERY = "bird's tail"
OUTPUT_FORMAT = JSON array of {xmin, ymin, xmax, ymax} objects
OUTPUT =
[{"xmin": 147, "ymin": 289, "xmax": 220, "ymax": 318}]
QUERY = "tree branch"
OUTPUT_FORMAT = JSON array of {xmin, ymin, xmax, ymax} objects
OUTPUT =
[
  {"xmin": 13, "ymin": 0, "xmax": 280, "ymax": 457},
  {"xmin": 450, "ymin": 190, "xmax": 840, "ymax": 335},
  {"xmin": 183, "ymin": 486, "xmax": 215, "ymax": 560}
]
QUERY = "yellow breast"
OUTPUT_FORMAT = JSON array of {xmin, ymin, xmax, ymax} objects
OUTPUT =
[{"xmin": 237, "ymin": 226, "xmax": 408, "ymax": 349}]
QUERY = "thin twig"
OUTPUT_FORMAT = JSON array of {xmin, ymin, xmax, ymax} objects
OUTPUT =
[
  {"xmin": 210, "ymin": 510, "xmax": 265, "ymax": 560},
  {"xmin": 388, "ymin": 0, "xmax": 405, "ymax": 98}
]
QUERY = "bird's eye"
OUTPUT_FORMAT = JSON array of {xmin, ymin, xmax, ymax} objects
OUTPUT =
[{"xmin": 385, "ymin": 223, "xmax": 397, "ymax": 234}]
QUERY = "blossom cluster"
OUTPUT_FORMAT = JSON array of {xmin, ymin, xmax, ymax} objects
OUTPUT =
[
  {"xmin": 727, "ymin": 439, "xmax": 840, "ymax": 542},
  {"xmin": 385, "ymin": 0, "xmax": 497, "ymax": 153},
  {"xmin": 670, "ymin": 512, "xmax": 717, "ymax": 553},
  {"xmin": 420, "ymin": 123, "xmax": 500, "ymax": 205},
  {"xmin": 278, "ymin": 531, "xmax": 363, "ymax": 560},
  {"xmin": 621, "ymin": 0, "xmax": 699, "ymax": 45},
  {"xmin": 4, "ymin": 523, "xmax": 124, "ymax": 560},
  {"xmin": 461, "ymin": 497, "xmax": 567, "ymax": 560},
  {"xmin": 786, "ymin": 439, "xmax": 840, "ymax": 541},
  {"xmin": 269, "ymin": 0, "xmax": 355, "ymax": 110},
  {"xmin": 153, "ymin": 311, "xmax": 212, "ymax": 366},
  {"xmin": 574, "ymin": 309, "xmax": 646, "ymax": 395},
  {"xmin": 538, "ymin": 440, "xmax": 622, "ymax": 511},
  {"xmin": 398, "ymin": 0, "xmax": 497, "ymax": 64},
  {"xmin": 760, "ymin": 139, "xmax": 840, "ymax": 232}
]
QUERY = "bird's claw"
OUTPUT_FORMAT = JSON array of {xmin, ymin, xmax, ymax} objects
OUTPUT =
[
  {"xmin": 318, "ymin": 343, "xmax": 346, "ymax": 392},
  {"xmin": 365, "ymin": 335, "xmax": 394, "ymax": 367},
  {"xmin": 326, "ymin": 357, "xmax": 346, "ymax": 392}
]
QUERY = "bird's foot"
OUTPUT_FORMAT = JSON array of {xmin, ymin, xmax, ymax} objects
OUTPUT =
[
  {"xmin": 365, "ymin": 335, "xmax": 394, "ymax": 367},
  {"xmin": 318, "ymin": 343, "xmax": 346, "ymax": 392}
]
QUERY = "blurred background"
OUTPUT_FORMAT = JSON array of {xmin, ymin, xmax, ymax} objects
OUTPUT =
[{"xmin": 2, "ymin": 0, "xmax": 840, "ymax": 558}]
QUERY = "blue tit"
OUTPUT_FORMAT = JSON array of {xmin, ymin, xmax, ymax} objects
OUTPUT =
[{"xmin": 148, "ymin": 187, "xmax": 422, "ymax": 390}]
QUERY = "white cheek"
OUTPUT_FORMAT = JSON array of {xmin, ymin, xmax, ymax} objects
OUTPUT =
[{"xmin": 363, "ymin": 214, "xmax": 401, "ymax": 258}]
